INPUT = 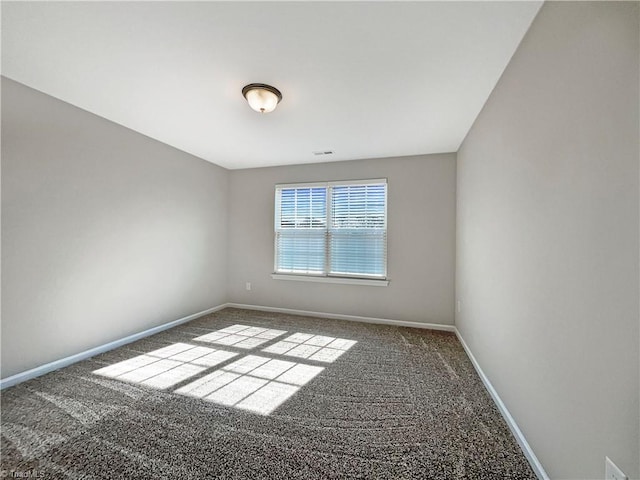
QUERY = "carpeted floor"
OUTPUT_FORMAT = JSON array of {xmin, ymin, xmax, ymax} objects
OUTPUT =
[{"xmin": 1, "ymin": 308, "xmax": 536, "ymax": 479}]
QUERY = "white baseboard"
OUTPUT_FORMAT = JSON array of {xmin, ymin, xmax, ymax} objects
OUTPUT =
[
  {"xmin": 226, "ymin": 303, "xmax": 456, "ymax": 332},
  {"xmin": 0, "ymin": 304, "xmax": 227, "ymax": 390},
  {"xmin": 454, "ymin": 330, "xmax": 550, "ymax": 480}
]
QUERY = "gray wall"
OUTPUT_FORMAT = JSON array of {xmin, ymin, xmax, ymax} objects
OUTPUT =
[
  {"xmin": 456, "ymin": 2, "xmax": 639, "ymax": 479},
  {"xmin": 1, "ymin": 78, "xmax": 229, "ymax": 378},
  {"xmin": 227, "ymin": 154, "xmax": 456, "ymax": 324}
]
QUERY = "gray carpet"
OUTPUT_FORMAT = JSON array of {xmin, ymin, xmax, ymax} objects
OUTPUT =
[{"xmin": 1, "ymin": 308, "xmax": 536, "ymax": 479}]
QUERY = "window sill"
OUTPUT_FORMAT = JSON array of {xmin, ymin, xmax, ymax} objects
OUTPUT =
[{"xmin": 271, "ymin": 274, "xmax": 389, "ymax": 287}]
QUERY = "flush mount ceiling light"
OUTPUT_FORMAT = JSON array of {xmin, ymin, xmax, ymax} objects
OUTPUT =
[{"xmin": 242, "ymin": 83, "xmax": 283, "ymax": 113}]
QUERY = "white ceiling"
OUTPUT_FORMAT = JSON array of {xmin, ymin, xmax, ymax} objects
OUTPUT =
[{"xmin": 1, "ymin": 1, "xmax": 542, "ymax": 170}]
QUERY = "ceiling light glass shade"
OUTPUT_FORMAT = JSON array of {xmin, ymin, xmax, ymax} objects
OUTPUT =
[{"xmin": 242, "ymin": 83, "xmax": 282, "ymax": 113}]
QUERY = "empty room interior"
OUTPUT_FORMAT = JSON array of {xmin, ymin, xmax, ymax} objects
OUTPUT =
[{"xmin": 1, "ymin": 1, "xmax": 639, "ymax": 479}]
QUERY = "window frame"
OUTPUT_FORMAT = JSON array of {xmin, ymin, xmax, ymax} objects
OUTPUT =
[{"xmin": 273, "ymin": 178, "xmax": 388, "ymax": 284}]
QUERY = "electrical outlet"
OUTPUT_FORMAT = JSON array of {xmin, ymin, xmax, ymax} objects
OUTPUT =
[
  {"xmin": 605, "ymin": 457, "xmax": 628, "ymax": 480},
  {"xmin": 456, "ymin": 300, "xmax": 461, "ymax": 313},
  {"xmin": 245, "ymin": 282, "xmax": 251, "ymax": 291}
]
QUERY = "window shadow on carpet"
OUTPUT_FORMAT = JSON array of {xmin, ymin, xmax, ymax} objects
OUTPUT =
[{"xmin": 93, "ymin": 324, "xmax": 357, "ymax": 415}]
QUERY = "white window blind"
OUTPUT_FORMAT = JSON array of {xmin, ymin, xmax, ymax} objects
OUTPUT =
[
  {"xmin": 275, "ymin": 186, "xmax": 327, "ymax": 275},
  {"xmin": 275, "ymin": 179, "xmax": 387, "ymax": 279}
]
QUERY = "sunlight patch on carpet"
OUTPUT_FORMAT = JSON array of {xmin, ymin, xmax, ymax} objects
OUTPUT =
[
  {"xmin": 92, "ymin": 343, "xmax": 238, "ymax": 389},
  {"xmin": 92, "ymin": 324, "xmax": 356, "ymax": 415},
  {"xmin": 193, "ymin": 325, "xmax": 288, "ymax": 349},
  {"xmin": 176, "ymin": 355, "xmax": 324, "ymax": 415},
  {"xmin": 262, "ymin": 333, "xmax": 357, "ymax": 363}
]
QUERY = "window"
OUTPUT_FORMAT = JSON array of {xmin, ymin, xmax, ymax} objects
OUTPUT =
[{"xmin": 274, "ymin": 179, "xmax": 387, "ymax": 281}]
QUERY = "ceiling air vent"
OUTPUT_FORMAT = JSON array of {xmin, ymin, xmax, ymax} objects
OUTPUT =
[{"xmin": 313, "ymin": 150, "xmax": 334, "ymax": 156}]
